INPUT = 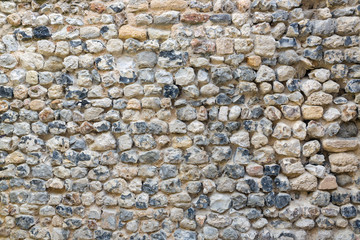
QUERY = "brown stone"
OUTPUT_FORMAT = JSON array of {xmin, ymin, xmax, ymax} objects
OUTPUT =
[
  {"xmin": 39, "ymin": 108, "xmax": 55, "ymax": 122},
  {"xmin": 329, "ymin": 153, "xmax": 358, "ymax": 173},
  {"xmin": 89, "ymin": 2, "xmax": 106, "ymax": 13},
  {"xmin": 191, "ymin": 39, "xmax": 216, "ymax": 54},
  {"xmin": 236, "ymin": 0, "xmax": 251, "ymax": 12},
  {"xmin": 6, "ymin": 13, "xmax": 21, "ymax": 26},
  {"xmin": 290, "ymin": 172, "xmax": 318, "ymax": 191},
  {"xmin": 322, "ymin": 138, "xmax": 359, "ymax": 152},
  {"xmin": 79, "ymin": 121, "xmax": 95, "ymax": 135},
  {"xmin": 318, "ymin": 175, "xmax": 338, "ymax": 190},
  {"xmin": 181, "ymin": 13, "xmax": 210, "ymax": 24},
  {"xmin": 0, "ymin": 100, "xmax": 9, "ymax": 112},
  {"xmin": 340, "ymin": 103, "xmax": 357, "ymax": 122},
  {"xmin": 246, "ymin": 164, "xmax": 263, "ymax": 177},
  {"xmin": 247, "ymin": 55, "xmax": 261, "ymax": 68},
  {"xmin": 118, "ymin": 25, "xmax": 147, "ymax": 41}
]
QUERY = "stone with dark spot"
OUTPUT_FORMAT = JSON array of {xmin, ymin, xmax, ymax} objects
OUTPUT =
[
  {"xmin": 337, "ymin": 122, "xmax": 358, "ymax": 138},
  {"xmin": 275, "ymin": 193, "xmax": 291, "ymax": 209},
  {"xmin": 33, "ymin": 26, "xmax": 51, "ymax": 39},
  {"xmin": 286, "ymin": 79, "xmax": 300, "ymax": 92},
  {"xmin": 209, "ymin": 14, "xmax": 231, "ymax": 25},
  {"xmin": 196, "ymin": 194, "xmax": 210, "ymax": 209},
  {"xmin": 100, "ymin": 26, "xmax": 109, "ymax": 35},
  {"xmin": 233, "ymin": 66, "xmax": 256, "ymax": 81},
  {"xmin": 15, "ymin": 215, "xmax": 35, "ymax": 230},
  {"xmin": 346, "ymin": 79, "xmax": 360, "ymax": 93},
  {"xmin": 0, "ymin": 86, "xmax": 13, "ymax": 99},
  {"xmin": 56, "ymin": 73, "xmax": 74, "ymax": 85},
  {"xmin": 55, "ymin": 204, "xmax": 73, "ymax": 217},
  {"xmin": 142, "ymin": 178, "xmax": 159, "ymax": 195},
  {"xmin": 303, "ymin": 46, "xmax": 323, "ymax": 61},
  {"xmin": 163, "ymin": 85, "xmax": 179, "ymax": 99},
  {"xmin": 261, "ymin": 176, "xmax": 273, "ymax": 192},
  {"xmin": 264, "ymin": 164, "xmax": 280, "ymax": 176},
  {"xmin": 265, "ymin": 192, "xmax": 276, "ymax": 207},
  {"xmin": 158, "ymin": 50, "xmax": 188, "ymax": 68},
  {"xmin": 216, "ymin": 93, "xmax": 232, "ymax": 105},
  {"xmin": 223, "ymin": 164, "xmax": 245, "ymax": 179},
  {"xmin": 278, "ymin": 37, "xmax": 297, "ymax": 48},
  {"xmin": 341, "ymin": 205, "xmax": 357, "ymax": 218}
]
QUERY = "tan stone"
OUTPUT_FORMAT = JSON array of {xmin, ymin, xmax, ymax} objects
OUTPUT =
[
  {"xmin": 14, "ymin": 85, "xmax": 28, "ymax": 100},
  {"xmin": 118, "ymin": 25, "xmax": 147, "ymax": 41},
  {"xmin": 148, "ymin": 28, "xmax": 170, "ymax": 40},
  {"xmin": 273, "ymin": 139, "xmax": 301, "ymax": 157},
  {"xmin": 26, "ymin": 70, "xmax": 39, "ymax": 85},
  {"xmin": 305, "ymin": 91, "xmax": 333, "ymax": 105},
  {"xmin": 0, "ymin": 100, "xmax": 9, "ymax": 112},
  {"xmin": 216, "ymin": 38, "xmax": 234, "ymax": 55},
  {"xmin": 172, "ymin": 136, "xmax": 192, "ymax": 148},
  {"xmin": 301, "ymin": 105, "xmax": 323, "ymax": 120},
  {"xmin": 6, "ymin": 13, "xmax": 21, "ymax": 26},
  {"xmin": 318, "ymin": 175, "xmax": 338, "ymax": 190},
  {"xmin": 247, "ymin": 55, "xmax": 261, "ymax": 68},
  {"xmin": 150, "ymin": 0, "xmax": 188, "ymax": 10},
  {"xmin": 290, "ymin": 172, "xmax": 318, "ymax": 191},
  {"xmin": 29, "ymin": 99, "xmax": 46, "ymax": 111},
  {"xmin": 254, "ymin": 35, "xmax": 276, "ymax": 57},
  {"xmin": 236, "ymin": 0, "xmax": 251, "ymax": 12},
  {"xmin": 46, "ymin": 178, "xmax": 64, "ymax": 189},
  {"xmin": 280, "ymin": 158, "xmax": 305, "ymax": 177},
  {"xmin": 329, "ymin": 153, "xmax": 358, "ymax": 173},
  {"xmin": 5, "ymin": 151, "xmax": 25, "ymax": 164},
  {"xmin": 322, "ymin": 138, "xmax": 359, "ymax": 152},
  {"xmin": 127, "ymin": 99, "xmax": 142, "ymax": 110}
]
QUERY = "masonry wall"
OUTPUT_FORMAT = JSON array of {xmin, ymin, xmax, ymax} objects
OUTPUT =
[{"xmin": 0, "ymin": 0, "xmax": 360, "ymax": 239}]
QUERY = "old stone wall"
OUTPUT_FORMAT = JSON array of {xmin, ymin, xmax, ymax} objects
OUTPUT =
[{"xmin": 0, "ymin": 0, "xmax": 360, "ymax": 239}]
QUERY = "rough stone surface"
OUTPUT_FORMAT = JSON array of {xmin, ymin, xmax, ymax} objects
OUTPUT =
[{"xmin": 0, "ymin": 0, "xmax": 358, "ymax": 238}]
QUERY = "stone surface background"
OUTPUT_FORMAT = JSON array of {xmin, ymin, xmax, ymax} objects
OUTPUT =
[{"xmin": 0, "ymin": 0, "xmax": 360, "ymax": 239}]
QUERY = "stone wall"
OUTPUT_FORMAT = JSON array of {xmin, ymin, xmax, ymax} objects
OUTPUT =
[{"xmin": 0, "ymin": 0, "xmax": 360, "ymax": 239}]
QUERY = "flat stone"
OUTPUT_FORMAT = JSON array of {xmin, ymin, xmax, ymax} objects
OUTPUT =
[
  {"xmin": 322, "ymin": 138, "xmax": 358, "ymax": 152},
  {"xmin": 329, "ymin": 153, "xmax": 358, "ymax": 173}
]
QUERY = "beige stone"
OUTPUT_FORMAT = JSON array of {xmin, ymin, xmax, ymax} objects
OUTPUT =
[
  {"xmin": 305, "ymin": 91, "xmax": 333, "ymax": 105},
  {"xmin": 254, "ymin": 35, "xmax": 276, "ymax": 57},
  {"xmin": 273, "ymin": 138, "xmax": 301, "ymax": 157},
  {"xmin": 26, "ymin": 70, "xmax": 39, "ymax": 85},
  {"xmin": 329, "ymin": 153, "xmax": 358, "ymax": 173},
  {"xmin": 280, "ymin": 158, "xmax": 305, "ymax": 177},
  {"xmin": 322, "ymin": 138, "xmax": 359, "ymax": 152},
  {"xmin": 216, "ymin": 38, "xmax": 234, "ymax": 55},
  {"xmin": 290, "ymin": 172, "xmax": 318, "ymax": 191},
  {"xmin": 172, "ymin": 136, "xmax": 193, "ymax": 148},
  {"xmin": 150, "ymin": 0, "xmax": 188, "ymax": 10},
  {"xmin": 318, "ymin": 175, "xmax": 338, "ymax": 190},
  {"xmin": 29, "ymin": 99, "xmax": 46, "ymax": 111},
  {"xmin": 301, "ymin": 105, "xmax": 323, "ymax": 120},
  {"xmin": 5, "ymin": 151, "xmax": 25, "ymax": 164},
  {"xmin": 118, "ymin": 25, "xmax": 147, "ymax": 41}
]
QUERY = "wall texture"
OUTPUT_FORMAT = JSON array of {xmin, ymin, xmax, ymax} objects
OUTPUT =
[{"xmin": 0, "ymin": 0, "xmax": 360, "ymax": 239}]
